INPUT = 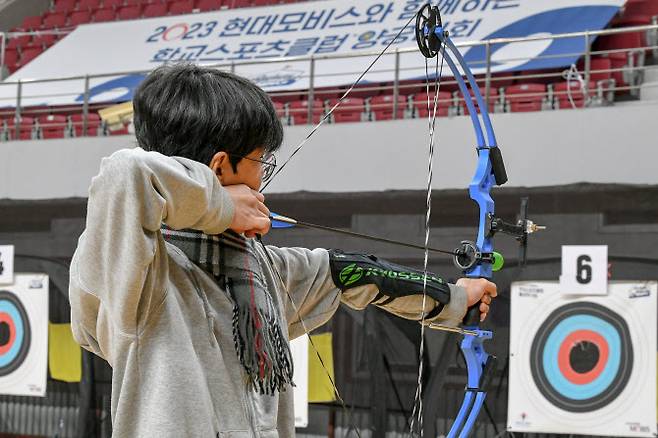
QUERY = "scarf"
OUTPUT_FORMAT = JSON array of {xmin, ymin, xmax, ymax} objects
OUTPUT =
[{"xmin": 161, "ymin": 225, "xmax": 294, "ymax": 395}]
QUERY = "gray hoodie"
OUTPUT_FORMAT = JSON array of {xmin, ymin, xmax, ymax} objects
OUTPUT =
[{"xmin": 68, "ymin": 147, "xmax": 467, "ymax": 438}]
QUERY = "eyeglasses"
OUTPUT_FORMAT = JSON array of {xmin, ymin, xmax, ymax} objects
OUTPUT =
[{"xmin": 234, "ymin": 153, "xmax": 277, "ymax": 183}]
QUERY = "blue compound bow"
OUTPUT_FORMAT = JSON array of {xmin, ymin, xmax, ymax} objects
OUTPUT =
[
  {"xmin": 415, "ymin": 4, "xmax": 544, "ymax": 437},
  {"xmin": 260, "ymin": 3, "xmax": 544, "ymax": 438}
]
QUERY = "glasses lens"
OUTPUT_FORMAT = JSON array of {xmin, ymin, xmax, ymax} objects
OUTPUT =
[{"xmin": 261, "ymin": 154, "xmax": 276, "ymax": 183}]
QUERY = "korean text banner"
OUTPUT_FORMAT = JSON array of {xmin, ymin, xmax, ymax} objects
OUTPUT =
[{"xmin": 0, "ymin": 0, "xmax": 624, "ymax": 107}]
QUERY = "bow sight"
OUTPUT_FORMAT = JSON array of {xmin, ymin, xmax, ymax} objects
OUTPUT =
[{"xmin": 454, "ymin": 197, "xmax": 547, "ymax": 272}]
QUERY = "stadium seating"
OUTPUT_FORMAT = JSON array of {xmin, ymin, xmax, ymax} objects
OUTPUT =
[
  {"xmin": 169, "ymin": 0, "xmax": 195, "ymax": 15},
  {"xmin": 38, "ymin": 114, "xmax": 69, "ymax": 139},
  {"xmin": 413, "ymin": 92, "xmax": 452, "ymax": 118},
  {"xmin": 327, "ymin": 97, "xmax": 365, "ymax": 123},
  {"xmin": 505, "ymin": 84, "xmax": 548, "ymax": 112},
  {"xmin": 92, "ymin": 8, "xmax": 117, "ymax": 22},
  {"xmin": 78, "ymin": 0, "xmax": 102, "ymax": 10},
  {"xmin": 54, "ymin": 0, "xmax": 77, "ymax": 14},
  {"xmin": 289, "ymin": 100, "xmax": 323, "ymax": 125},
  {"xmin": 117, "ymin": 5, "xmax": 143, "ymax": 20},
  {"xmin": 69, "ymin": 10, "xmax": 92, "ymax": 26},
  {"xmin": 4, "ymin": 117, "xmax": 36, "ymax": 140},
  {"xmin": 71, "ymin": 113, "xmax": 102, "ymax": 137},
  {"xmin": 553, "ymin": 81, "xmax": 595, "ymax": 109},
  {"xmin": 43, "ymin": 12, "xmax": 68, "ymax": 28},
  {"xmin": 370, "ymin": 95, "xmax": 407, "ymax": 121}
]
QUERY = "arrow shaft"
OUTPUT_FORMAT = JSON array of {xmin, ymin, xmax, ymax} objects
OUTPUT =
[{"xmin": 271, "ymin": 215, "xmax": 457, "ymax": 257}]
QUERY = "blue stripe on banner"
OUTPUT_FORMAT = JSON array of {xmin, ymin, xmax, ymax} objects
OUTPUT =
[
  {"xmin": 463, "ymin": 6, "xmax": 621, "ymax": 72},
  {"xmin": 0, "ymin": 301, "xmax": 25, "ymax": 367},
  {"xmin": 542, "ymin": 315, "xmax": 621, "ymax": 400}
]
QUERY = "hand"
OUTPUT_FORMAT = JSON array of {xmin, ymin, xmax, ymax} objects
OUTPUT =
[
  {"xmin": 456, "ymin": 278, "xmax": 498, "ymax": 322},
  {"xmin": 224, "ymin": 184, "xmax": 271, "ymax": 238}
]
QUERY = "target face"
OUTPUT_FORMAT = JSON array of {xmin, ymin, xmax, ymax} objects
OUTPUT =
[
  {"xmin": 0, "ymin": 290, "xmax": 32, "ymax": 377},
  {"xmin": 530, "ymin": 302, "xmax": 633, "ymax": 412}
]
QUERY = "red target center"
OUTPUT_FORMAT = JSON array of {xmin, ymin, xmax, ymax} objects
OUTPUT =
[
  {"xmin": 0, "ymin": 312, "xmax": 17, "ymax": 356},
  {"xmin": 558, "ymin": 329, "xmax": 609, "ymax": 385}
]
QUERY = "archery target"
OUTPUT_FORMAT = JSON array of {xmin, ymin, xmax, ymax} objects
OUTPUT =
[
  {"xmin": 0, "ymin": 274, "xmax": 48, "ymax": 397},
  {"xmin": 508, "ymin": 281, "xmax": 657, "ymax": 437}
]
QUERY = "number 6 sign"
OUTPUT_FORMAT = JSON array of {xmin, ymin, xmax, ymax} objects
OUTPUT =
[{"xmin": 560, "ymin": 246, "xmax": 608, "ymax": 296}]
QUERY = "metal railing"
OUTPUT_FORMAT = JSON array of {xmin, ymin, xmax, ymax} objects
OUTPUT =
[{"xmin": 0, "ymin": 22, "xmax": 657, "ymax": 140}]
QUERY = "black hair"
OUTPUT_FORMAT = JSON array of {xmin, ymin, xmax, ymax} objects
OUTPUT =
[{"xmin": 133, "ymin": 63, "xmax": 283, "ymax": 170}]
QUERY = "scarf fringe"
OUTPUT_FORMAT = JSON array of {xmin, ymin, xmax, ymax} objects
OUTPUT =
[{"xmin": 232, "ymin": 305, "xmax": 295, "ymax": 395}]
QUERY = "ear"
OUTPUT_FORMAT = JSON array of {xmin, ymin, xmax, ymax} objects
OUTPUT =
[{"xmin": 209, "ymin": 151, "xmax": 230, "ymax": 179}]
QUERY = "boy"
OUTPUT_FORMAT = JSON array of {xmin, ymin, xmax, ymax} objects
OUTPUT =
[{"xmin": 69, "ymin": 64, "xmax": 497, "ymax": 437}]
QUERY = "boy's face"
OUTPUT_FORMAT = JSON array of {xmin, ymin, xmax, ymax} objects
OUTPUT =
[{"xmin": 209, "ymin": 147, "xmax": 266, "ymax": 191}]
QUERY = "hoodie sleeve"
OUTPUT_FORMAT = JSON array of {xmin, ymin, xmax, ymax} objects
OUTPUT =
[
  {"xmin": 69, "ymin": 147, "xmax": 234, "ymax": 351},
  {"xmin": 262, "ymin": 246, "xmax": 467, "ymax": 339}
]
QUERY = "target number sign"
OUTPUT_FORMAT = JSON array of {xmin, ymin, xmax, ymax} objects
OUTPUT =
[
  {"xmin": 560, "ymin": 246, "xmax": 608, "ymax": 296},
  {"xmin": 0, "ymin": 246, "xmax": 14, "ymax": 286}
]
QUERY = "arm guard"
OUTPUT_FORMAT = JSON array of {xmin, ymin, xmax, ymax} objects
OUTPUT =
[{"xmin": 328, "ymin": 249, "xmax": 451, "ymax": 318}]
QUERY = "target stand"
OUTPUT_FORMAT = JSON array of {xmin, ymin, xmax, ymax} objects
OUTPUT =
[{"xmin": 508, "ymin": 281, "xmax": 657, "ymax": 437}]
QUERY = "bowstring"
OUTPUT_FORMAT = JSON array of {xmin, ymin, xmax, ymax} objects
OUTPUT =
[
  {"xmin": 256, "ymin": 9, "xmax": 420, "ymax": 438},
  {"xmin": 408, "ymin": 40, "xmax": 445, "ymax": 438},
  {"xmin": 260, "ymin": 11, "xmax": 418, "ymax": 192}
]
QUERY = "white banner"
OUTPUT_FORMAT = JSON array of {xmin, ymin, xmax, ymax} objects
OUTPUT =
[{"xmin": 0, "ymin": 0, "xmax": 623, "ymax": 107}]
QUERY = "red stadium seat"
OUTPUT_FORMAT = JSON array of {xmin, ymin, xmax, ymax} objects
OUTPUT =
[
  {"xmin": 3, "ymin": 48, "xmax": 19, "ymax": 73},
  {"xmin": 17, "ymin": 47, "xmax": 43, "ymax": 67},
  {"xmin": 6, "ymin": 35, "xmax": 31, "ymax": 50},
  {"xmin": 54, "ymin": 0, "xmax": 78, "ymax": 13},
  {"xmin": 580, "ymin": 57, "xmax": 613, "ymax": 82},
  {"xmin": 624, "ymin": 0, "xmax": 658, "ymax": 18},
  {"xmin": 21, "ymin": 16, "xmax": 43, "ymax": 30},
  {"xmin": 313, "ymin": 88, "xmax": 341, "ymax": 101},
  {"xmin": 230, "ymin": 0, "xmax": 252, "ymax": 8},
  {"xmin": 7, "ymin": 117, "xmax": 36, "ymax": 140},
  {"xmin": 71, "ymin": 113, "xmax": 102, "ymax": 136},
  {"xmin": 370, "ymin": 95, "xmax": 406, "ymax": 121},
  {"xmin": 327, "ymin": 97, "xmax": 365, "ymax": 122},
  {"xmin": 462, "ymin": 87, "xmax": 499, "ymax": 115},
  {"xmin": 69, "ymin": 10, "xmax": 92, "ymax": 26},
  {"xmin": 196, "ymin": 0, "xmax": 224, "ymax": 11},
  {"xmin": 505, "ymin": 84, "xmax": 547, "ymax": 112},
  {"xmin": 269, "ymin": 93, "xmax": 300, "ymax": 104},
  {"xmin": 272, "ymin": 101, "xmax": 285, "ymax": 118},
  {"xmin": 31, "ymin": 34, "xmax": 59, "ymax": 48},
  {"xmin": 78, "ymin": 0, "xmax": 101, "ymax": 10},
  {"xmin": 143, "ymin": 3, "xmax": 168, "ymax": 17},
  {"xmin": 553, "ymin": 81, "xmax": 595, "ymax": 109},
  {"xmin": 289, "ymin": 100, "xmax": 323, "ymax": 124},
  {"xmin": 168, "ymin": 0, "xmax": 195, "ymax": 15},
  {"xmin": 104, "ymin": 0, "xmax": 126, "ymax": 8},
  {"xmin": 38, "ymin": 114, "xmax": 69, "ymax": 139},
  {"xmin": 398, "ymin": 80, "xmax": 427, "ymax": 96},
  {"xmin": 93, "ymin": 8, "xmax": 117, "ymax": 22},
  {"xmin": 43, "ymin": 13, "xmax": 68, "ymax": 28},
  {"xmin": 253, "ymin": 0, "xmax": 274, "ymax": 6},
  {"xmin": 117, "ymin": 5, "xmax": 142, "ymax": 20},
  {"xmin": 345, "ymin": 84, "xmax": 380, "ymax": 99},
  {"xmin": 413, "ymin": 91, "xmax": 451, "ymax": 118}
]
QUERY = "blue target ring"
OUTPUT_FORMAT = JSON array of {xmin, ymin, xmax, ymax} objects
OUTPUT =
[
  {"xmin": 542, "ymin": 315, "xmax": 620, "ymax": 400},
  {"xmin": 530, "ymin": 302, "xmax": 633, "ymax": 412},
  {"xmin": 0, "ymin": 290, "xmax": 31, "ymax": 376}
]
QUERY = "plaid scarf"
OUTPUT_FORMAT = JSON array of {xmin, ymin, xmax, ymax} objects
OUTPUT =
[{"xmin": 161, "ymin": 225, "xmax": 294, "ymax": 395}]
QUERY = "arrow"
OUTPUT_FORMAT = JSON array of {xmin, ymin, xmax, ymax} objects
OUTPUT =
[{"xmin": 270, "ymin": 213, "xmax": 458, "ymax": 257}]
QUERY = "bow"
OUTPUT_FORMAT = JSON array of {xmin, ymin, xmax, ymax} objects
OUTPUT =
[{"xmin": 259, "ymin": 3, "xmax": 544, "ymax": 437}]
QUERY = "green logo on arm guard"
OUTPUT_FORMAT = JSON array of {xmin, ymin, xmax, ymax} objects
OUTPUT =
[{"xmin": 339, "ymin": 263, "xmax": 364, "ymax": 286}]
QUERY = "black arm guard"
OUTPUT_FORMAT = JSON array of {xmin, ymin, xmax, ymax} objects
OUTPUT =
[{"xmin": 328, "ymin": 249, "xmax": 451, "ymax": 315}]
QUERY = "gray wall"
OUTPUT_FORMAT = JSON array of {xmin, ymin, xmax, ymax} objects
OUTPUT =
[
  {"xmin": 1, "ymin": 101, "xmax": 657, "ymax": 200},
  {"xmin": 0, "ymin": 0, "xmax": 50, "ymax": 32}
]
